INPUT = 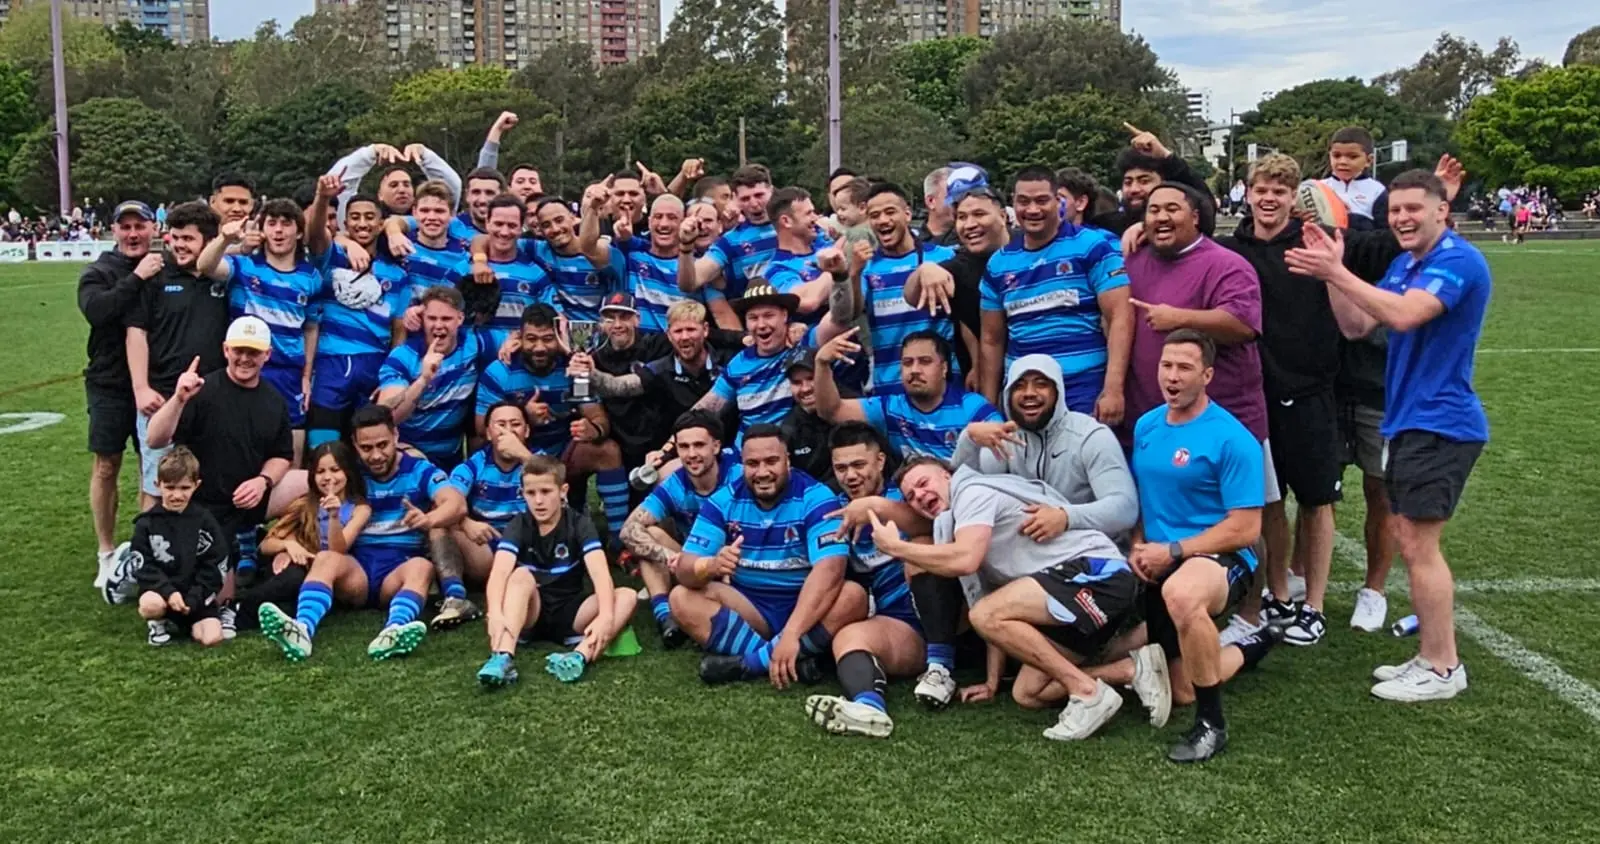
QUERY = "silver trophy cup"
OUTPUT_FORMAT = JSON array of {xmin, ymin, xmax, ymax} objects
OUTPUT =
[{"xmin": 568, "ymin": 320, "xmax": 600, "ymax": 402}]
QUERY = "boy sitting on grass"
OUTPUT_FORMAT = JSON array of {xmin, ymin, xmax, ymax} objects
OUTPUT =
[
  {"xmin": 477, "ymin": 455, "xmax": 638, "ymax": 687},
  {"xmin": 133, "ymin": 447, "xmax": 229, "ymax": 647}
]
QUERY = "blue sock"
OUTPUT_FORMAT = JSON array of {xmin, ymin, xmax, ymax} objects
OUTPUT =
[
  {"xmin": 852, "ymin": 690, "xmax": 888, "ymax": 713},
  {"xmin": 440, "ymin": 576, "xmax": 466, "ymax": 600},
  {"xmin": 708, "ymin": 607, "xmax": 767, "ymax": 658},
  {"xmin": 234, "ymin": 529, "xmax": 258, "ymax": 577},
  {"xmin": 385, "ymin": 589, "xmax": 424, "ymax": 627},
  {"xmin": 295, "ymin": 581, "xmax": 334, "ymax": 638},
  {"xmin": 650, "ymin": 594, "xmax": 670, "ymax": 625},
  {"xmin": 595, "ymin": 469, "xmax": 630, "ymax": 541},
  {"xmin": 927, "ymin": 643, "xmax": 955, "ymax": 671},
  {"xmin": 742, "ymin": 639, "xmax": 775, "ymax": 673},
  {"xmin": 799, "ymin": 623, "xmax": 832, "ymax": 655},
  {"xmin": 306, "ymin": 428, "xmax": 340, "ymax": 449}
]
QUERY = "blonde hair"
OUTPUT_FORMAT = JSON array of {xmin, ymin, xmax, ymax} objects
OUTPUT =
[
  {"xmin": 666, "ymin": 300, "xmax": 707, "ymax": 327},
  {"xmin": 1248, "ymin": 153, "xmax": 1302, "ymax": 189},
  {"xmin": 651, "ymin": 194, "xmax": 685, "ymax": 215}
]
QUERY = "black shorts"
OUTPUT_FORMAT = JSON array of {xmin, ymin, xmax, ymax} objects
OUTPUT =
[
  {"xmin": 1384, "ymin": 430, "xmax": 1483, "ymax": 521},
  {"xmin": 85, "ymin": 384, "xmax": 137, "ymax": 456},
  {"xmin": 165, "ymin": 602, "xmax": 220, "ymax": 633},
  {"xmin": 1142, "ymin": 553, "xmax": 1253, "ymax": 657},
  {"xmin": 1030, "ymin": 558, "xmax": 1140, "ymax": 658},
  {"xmin": 1267, "ymin": 388, "xmax": 1344, "ymax": 507},
  {"xmin": 521, "ymin": 586, "xmax": 587, "ymax": 645}
]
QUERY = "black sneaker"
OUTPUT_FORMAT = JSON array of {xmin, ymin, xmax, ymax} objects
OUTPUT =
[
  {"xmin": 1283, "ymin": 606, "xmax": 1328, "ymax": 647},
  {"xmin": 659, "ymin": 618, "xmax": 689, "ymax": 650},
  {"xmin": 698, "ymin": 654, "xmax": 759, "ymax": 685},
  {"xmin": 794, "ymin": 655, "xmax": 826, "ymax": 685},
  {"xmin": 1262, "ymin": 597, "xmax": 1299, "ymax": 629},
  {"xmin": 1168, "ymin": 718, "xmax": 1228, "ymax": 764}
]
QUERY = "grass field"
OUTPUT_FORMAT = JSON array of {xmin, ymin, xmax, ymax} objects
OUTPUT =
[{"xmin": 1, "ymin": 244, "xmax": 1597, "ymax": 842}]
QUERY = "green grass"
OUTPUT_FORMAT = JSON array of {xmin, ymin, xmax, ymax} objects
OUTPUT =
[{"xmin": 2, "ymin": 247, "xmax": 1599, "ymax": 842}]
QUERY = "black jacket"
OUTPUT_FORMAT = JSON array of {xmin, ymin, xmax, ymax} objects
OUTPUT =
[
  {"xmin": 779, "ymin": 406, "xmax": 838, "ymax": 493},
  {"xmin": 1089, "ymin": 156, "xmax": 1214, "ymax": 236},
  {"xmin": 1334, "ymin": 228, "xmax": 1406, "ymax": 407},
  {"xmin": 131, "ymin": 505, "xmax": 228, "ymax": 610},
  {"xmin": 595, "ymin": 332, "xmax": 673, "ymax": 457},
  {"xmin": 78, "ymin": 249, "xmax": 143, "ymax": 391}
]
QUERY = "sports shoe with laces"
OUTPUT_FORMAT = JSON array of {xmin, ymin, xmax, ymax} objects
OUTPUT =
[
  {"xmin": 217, "ymin": 605, "xmax": 237, "ymax": 641},
  {"xmin": 1130, "ymin": 644, "xmax": 1171, "ymax": 728},
  {"xmin": 805, "ymin": 695, "xmax": 894, "ymax": 738},
  {"xmin": 430, "ymin": 596, "xmax": 481, "ymax": 631},
  {"xmin": 1168, "ymin": 718, "xmax": 1228, "ymax": 763},
  {"xmin": 1371, "ymin": 658, "xmax": 1467, "ymax": 702},
  {"xmin": 1262, "ymin": 597, "xmax": 1299, "ymax": 629},
  {"xmin": 1283, "ymin": 606, "xmax": 1328, "ymax": 647},
  {"xmin": 1218, "ymin": 614, "xmax": 1267, "ymax": 648},
  {"xmin": 1350, "ymin": 588, "xmax": 1388, "ymax": 633},
  {"xmin": 659, "ymin": 618, "xmax": 689, "ymax": 650},
  {"xmin": 146, "ymin": 619, "xmax": 173, "ymax": 647},
  {"xmin": 368, "ymin": 620, "xmax": 427, "ymax": 660},
  {"xmin": 477, "ymin": 653, "xmax": 518, "ymax": 687},
  {"xmin": 259, "ymin": 603, "xmax": 312, "ymax": 662},
  {"xmin": 95, "ymin": 549, "xmax": 116, "ymax": 590},
  {"xmin": 1043, "ymin": 680, "xmax": 1123, "ymax": 741},
  {"xmin": 1372, "ymin": 655, "xmax": 1425, "ymax": 683},
  {"xmin": 913, "ymin": 663, "xmax": 957, "ymax": 710}
]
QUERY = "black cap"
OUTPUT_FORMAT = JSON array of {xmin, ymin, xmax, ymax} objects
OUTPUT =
[
  {"xmin": 784, "ymin": 348, "xmax": 817, "ymax": 376},
  {"xmin": 600, "ymin": 291, "xmax": 638, "ymax": 316},
  {"xmin": 114, "ymin": 200, "xmax": 155, "ymax": 222}
]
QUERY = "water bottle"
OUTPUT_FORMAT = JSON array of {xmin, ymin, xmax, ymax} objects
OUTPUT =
[{"xmin": 1390, "ymin": 614, "xmax": 1419, "ymax": 637}]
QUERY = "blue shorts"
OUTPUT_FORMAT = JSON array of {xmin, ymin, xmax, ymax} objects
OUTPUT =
[
  {"xmin": 1060, "ymin": 366, "xmax": 1107, "ymax": 415},
  {"xmin": 260, "ymin": 361, "xmax": 306, "ymax": 428},
  {"xmin": 733, "ymin": 582, "xmax": 800, "ymax": 637},
  {"xmin": 311, "ymin": 352, "xmax": 385, "ymax": 412},
  {"xmin": 134, "ymin": 411, "xmax": 173, "ymax": 496},
  {"xmin": 872, "ymin": 588, "xmax": 922, "ymax": 634},
  {"xmin": 354, "ymin": 546, "xmax": 415, "ymax": 607}
]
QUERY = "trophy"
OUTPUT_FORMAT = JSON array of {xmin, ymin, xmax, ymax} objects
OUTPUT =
[{"xmin": 567, "ymin": 320, "xmax": 601, "ymax": 402}]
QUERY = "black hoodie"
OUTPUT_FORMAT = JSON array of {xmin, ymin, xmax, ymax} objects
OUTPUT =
[
  {"xmin": 130, "ymin": 504, "xmax": 228, "ymax": 611},
  {"xmin": 77, "ymin": 249, "xmax": 144, "ymax": 391}
]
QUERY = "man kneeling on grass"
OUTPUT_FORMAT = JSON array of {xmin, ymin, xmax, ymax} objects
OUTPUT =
[
  {"xmin": 477, "ymin": 455, "xmax": 637, "ymax": 687},
  {"xmin": 874, "ymin": 456, "xmax": 1170, "ymax": 742}
]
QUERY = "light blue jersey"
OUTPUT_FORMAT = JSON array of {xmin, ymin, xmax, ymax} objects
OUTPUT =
[
  {"xmin": 402, "ymin": 239, "xmax": 469, "ymax": 302},
  {"xmin": 354, "ymin": 453, "xmax": 450, "ymax": 556},
  {"xmin": 861, "ymin": 387, "xmax": 1001, "ymax": 460},
  {"xmin": 709, "ymin": 346, "xmax": 798, "ymax": 437},
  {"xmin": 980, "ymin": 225, "xmax": 1127, "ymax": 379},
  {"xmin": 310, "ymin": 245, "xmax": 409, "ymax": 356},
  {"xmin": 765, "ymin": 247, "xmax": 824, "ymax": 325},
  {"xmin": 682, "ymin": 470, "xmax": 847, "ymax": 600},
  {"xmin": 224, "ymin": 253, "xmax": 326, "ymax": 370},
  {"xmin": 448, "ymin": 214, "xmax": 483, "ymax": 252},
  {"xmin": 847, "ymin": 486, "xmax": 915, "ymax": 625},
  {"xmin": 448, "ymin": 446, "xmax": 524, "ymax": 531},
  {"xmin": 377, "ymin": 331, "xmax": 481, "ymax": 465},
  {"xmin": 476, "ymin": 356, "xmax": 574, "ymax": 456},
  {"xmin": 641, "ymin": 452, "xmax": 742, "ymax": 537},
  {"xmin": 863, "ymin": 241, "xmax": 956, "ymax": 394},
  {"xmin": 476, "ymin": 255, "xmax": 555, "ymax": 356},
  {"xmin": 706, "ymin": 221, "xmax": 832, "ymax": 300},
  {"xmin": 619, "ymin": 236, "xmax": 719, "ymax": 334},
  {"xmin": 1131, "ymin": 401, "xmax": 1264, "ymax": 570},
  {"xmin": 529, "ymin": 240, "xmax": 625, "ymax": 325}
]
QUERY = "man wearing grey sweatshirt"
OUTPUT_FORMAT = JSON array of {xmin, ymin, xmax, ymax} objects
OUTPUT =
[{"xmin": 874, "ymin": 459, "xmax": 1169, "ymax": 742}]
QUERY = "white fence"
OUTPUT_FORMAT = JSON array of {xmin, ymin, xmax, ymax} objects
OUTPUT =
[{"xmin": 0, "ymin": 240, "xmax": 116, "ymax": 263}]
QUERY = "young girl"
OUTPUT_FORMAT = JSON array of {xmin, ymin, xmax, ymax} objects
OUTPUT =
[{"xmin": 258, "ymin": 443, "xmax": 372, "ymax": 662}]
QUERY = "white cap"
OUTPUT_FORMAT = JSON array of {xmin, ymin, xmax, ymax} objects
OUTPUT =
[{"xmin": 225, "ymin": 316, "xmax": 272, "ymax": 351}]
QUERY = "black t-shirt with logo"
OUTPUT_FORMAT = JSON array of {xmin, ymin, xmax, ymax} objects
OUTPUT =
[
  {"xmin": 124, "ymin": 267, "xmax": 231, "ymax": 394},
  {"xmin": 496, "ymin": 505, "xmax": 602, "ymax": 602}
]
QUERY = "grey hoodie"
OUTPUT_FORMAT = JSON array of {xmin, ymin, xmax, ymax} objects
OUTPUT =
[
  {"xmin": 933, "ymin": 465, "xmax": 1124, "ymax": 604},
  {"xmin": 949, "ymin": 354, "xmax": 1138, "ymax": 539}
]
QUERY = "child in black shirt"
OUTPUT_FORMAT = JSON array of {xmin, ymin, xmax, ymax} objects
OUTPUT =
[{"xmin": 133, "ymin": 447, "xmax": 229, "ymax": 646}]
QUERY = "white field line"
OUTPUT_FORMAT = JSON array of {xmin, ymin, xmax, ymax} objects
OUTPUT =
[
  {"xmin": 1477, "ymin": 348, "xmax": 1600, "ymax": 355},
  {"xmin": 1330, "ymin": 577, "xmax": 1600, "ymax": 595},
  {"xmin": 1328, "ymin": 530, "xmax": 1600, "ymax": 724}
]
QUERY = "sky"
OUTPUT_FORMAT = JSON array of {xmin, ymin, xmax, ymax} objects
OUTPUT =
[{"xmin": 210, "ymin": 1, "xmax": 1592, "ymax": 118}]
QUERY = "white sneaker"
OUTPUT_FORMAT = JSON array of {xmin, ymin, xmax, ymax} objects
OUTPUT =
[
  {"xmin": 804, "ymin": 695, "xmax": 894, "ymax": 738},
  {"xmin": 217, "ymin": 605, "xmax": 238, "ymax": 641},
  {"xmin": 1218, "ymin": 614, "xmax": 1267, "ymax": 648},
  {"xmin": 1287, "ymin": 572, "xmax": 1307, "ymax": 603},
  {"xmin": 1130, "ymin": 644, "xmax": 1171, "ymax": 728},
  {"xmin": 1350, "ymin": 588, "xmax": 1388, "ymax": 633},
  {"xmin": 913, "ymin": 663, "xmax": 956, "ymax": 710},
  {"xmin": 94, "ymin": 550, "xmax": 116, "ymax": 589},
  {"xmin": 1372, "ymin": 655, "xmax": 1426, "ymax": 683},
  {"xmin": 1371, "ymin": 659, "xmax": 1467, "ymax": 702},
  {"xmin": 146, "ymin": 619, "xmax": 173, "ymax": 647},
  {"xmin": 1043, "ymin": 680, "xmax": 1123, "ymax": 741}
]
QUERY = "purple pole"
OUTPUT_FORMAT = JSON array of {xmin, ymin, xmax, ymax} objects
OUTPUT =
[
  {"xmin": 827, "ymin": 0, "xmax": 840, "ymax": 172},
  {"xmin": 50, "ymin": 0, "xmax": 71, "ymax": 216}
]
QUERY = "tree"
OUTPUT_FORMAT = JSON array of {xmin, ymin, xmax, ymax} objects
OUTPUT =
[
  {"xmin": 0, "ymin": 2, "xmax": 119, "ymax": 70},
  {"xmin": 224, "ymin": 6, "xmax": 398, "ymax": 112},
  {"xmin": 1457, "ymin": 64, "xmax": 1600, "ymax": 198},
  {"xmin": 220, "ymin": 82, "xmax": 379, "ymax": 199},
  {"xmin": 0, "ymin": 62, "xmax": 41, "ymax": 204},
  {"xmin": 106, "ymin": 21, "xmax": 173, "ymax": 57},
  {"xmin": 961, "ymin": 18, "xmax": 1186, "ymax": 130},
  {"xmin": 800, "ymin": 90, "xmax": 963, "ymax": 195},
  {"xmin": 73, "ymin": 43, "xmax": 230, "ymax": 167},
  {"xmin": 1371, "ymin": 33, "xmax": 1522, "ymax": 119},
  {"xmin": 351, "ymin": 87, "xmax": 556, "ymax": 180},
  {"xmin": 1234, "ymin": 78, "xmax": 1451, "ymax": 179},
  {"xmin": 7, "ymin": 97, "xmax": 203, "ymax": 210},
  {"xmin": 390, "ymin": 66, "xmax": 512, "ymax": 106},
  {"xmin": 890, "ymin": 36, "xmax": 990, "ymax": 132},
  {"xmin": 1565, "ymin": 26, "xmax": 1600, "ymax": 66},
  {"xmin": 658, "ymin": 0, "xmax": 785, "ymax": 80},
  {"xmin": 967, "ymin": 91, "xmax": 1169, "ymax": 188},
  {"xmin": 514, "ymin": 42, "xmax": 642, "ymax": 193},
  {"xmin": 622, "ymin": 63, "xmax": 809, "ymax": 188},
  {"xmin": 783, "ymin": 0, "xmax": 905, "ymax": 124}
]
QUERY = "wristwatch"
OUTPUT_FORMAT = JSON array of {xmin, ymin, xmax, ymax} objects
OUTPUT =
[
  {"xmin": 259, "ymin": 473, "xmax": 276, "ymax": 491},
  {"xmin": 1167, "ymin": 541, "xmax": 1184, "ymax": 562}
]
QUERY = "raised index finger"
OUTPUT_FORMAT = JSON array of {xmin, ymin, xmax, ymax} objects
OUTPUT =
[
  {"xmin": 1128, "ymin": 298, "xmax": 1151, "ymax": 310},
  {"xmin": 1123, "ymin": 122, "xmax": 1144, "ymax": 136},
  {"xmin": 186, "ymin": 356, "xmax": 200, "ymax": 373}
]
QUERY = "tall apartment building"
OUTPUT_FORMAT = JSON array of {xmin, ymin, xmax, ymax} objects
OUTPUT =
[
  {"xmin": 0, "ymin": 0, "xmax": 209, "ymax": 45},
  {"xmin": 898, "ymin": 0, "xmax": 1120, "ymax": 42},
  {"xmin": 319, "ymin": 0, "xmax": 660, "ymax": 69}
]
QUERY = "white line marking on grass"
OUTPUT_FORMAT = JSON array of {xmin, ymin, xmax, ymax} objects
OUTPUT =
[
  {"xmin": 1478, "ymin": 348, "xmax": 1600, "ymax": 355},
  {"xmin": 0, "ymin": 412, "xmax": 64, "ymax": 435},
  {"xmin": 1330, "ymin": 577, "xmax": 1600, "ymax": 595},
  {"xmin": 1328, "ymin": 530, "xmax": 1600, "ymax": 725}
]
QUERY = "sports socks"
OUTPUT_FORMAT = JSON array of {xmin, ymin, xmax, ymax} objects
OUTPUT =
[
  {"xmin": 708, "ymin": 607, "xmax": 768, "ymax": 659},
  {"xmin": 385, "ymin": 589, "xmax": 424, "ymax": 628},
  {"xmin": 234, "ymin": 529, "xmax": 259, "ymax": 580},
  {"xmin": 798, "ymin": 623, "xmax": 832, "ymax": 655},
  {"xmin": 595, "ymin": 469, "xmax": 630, "ymax": 542},
  {"xmin": 1232, "ymin": 631, "xmax": 1276, "ymax": 671},
  {"xmin": 910, "ymin": 573, "xmax": 963, "ymax": 669},
  {"xmin": 837, "ymin": 650, "xmax": 888, "ymax": 713},
  {"xmin": 296, "ymin": 581, "xmax": 334, "ymax": 637},
  {"xmin": 649, "ymin": 594, "xmax": 671, "ymax": 625},
  {"xmin": 1193, "ymin": 682, "xmax": 1226, "ymax": 729},
  {"xmin": 440, "ymin": 576, "xmax": 467, "ymax": 601},
  {"xmin": 926, "ymin": 643, "xmax": 955, "ymax": 671},
  {"xmin": 305, "ymin": 428, "xmax": 340, "ymax": 450}
]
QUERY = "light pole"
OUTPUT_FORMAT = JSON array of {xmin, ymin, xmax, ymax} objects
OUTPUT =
[
  {"xmin": 826, "ymin": 0, "xmax": 841, "ymax": 173},
  {"xmin": 50, "ymin": 0, "xmax": 70, "ymax": 216}
]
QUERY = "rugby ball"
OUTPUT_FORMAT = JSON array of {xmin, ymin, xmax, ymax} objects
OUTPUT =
[{"xmin": 1295, "ymin": 180, "xmax": 1349, "ymax": 229}]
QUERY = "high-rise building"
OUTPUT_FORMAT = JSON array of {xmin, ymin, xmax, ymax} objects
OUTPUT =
[
  {"xmin": 322, "ymin": 0, "xmax": 660, "ymax": 69},
  {"xmin": 1185, "ymin": 88, "xmax": 1211, "ymax": 125},
  {"xmin": 896, "ymin": 0, "xmax": 1119, "ymax": 41},
  {"xmin": 0, "ymin": 0, "xmax": 210, "ymax": 45}
]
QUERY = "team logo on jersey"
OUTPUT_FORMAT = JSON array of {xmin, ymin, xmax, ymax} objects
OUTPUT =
[
  {"xmin": 944, "ymin": 429, "xmax": 958, "ymax": 447},
  {"xmin": 196, "ymin": 529, "xmax": 213, "ymax": 556},
  {"xmin": 1057, "ymin": 260, "xmax": 1075, "ymax": 275},
  {"xmin": 726, "ymin": 521, "xmax": 741, "ymax": 539},
  {"xmin": 1172, "ymin": 448, "xmax": 1190, "ymax": 468},
  {"xmin": 583, "ymin": 271, "xmax": 601, "ymax": 287},
  {"xmin": 517, "ymin": 281, "xmax": 531, "ymax": 294},
  {"xmin": 296, "ymin": 292, "xmax": 309, "ymax": 306},
  {"xmin": 784, "ymin": 525, "xmax": 800, "ymax": 545},
  {"xmin": 331, "ymin": 267, "xmax": 385, "ymax": 310},
  {"xmin": 208, "ymin": 280, "xmax": 228, "ymax": 298},
  {"xmin": 1002, "ymin": 272, "xmax": 1018, "ymax": 290},
  {"xmin": 554, "ymin": 543, "xmax": 569, "ymax": 560},
  {"xmin": 740, "ymin": 242, "xmax": 756, "ymax": 255}
]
